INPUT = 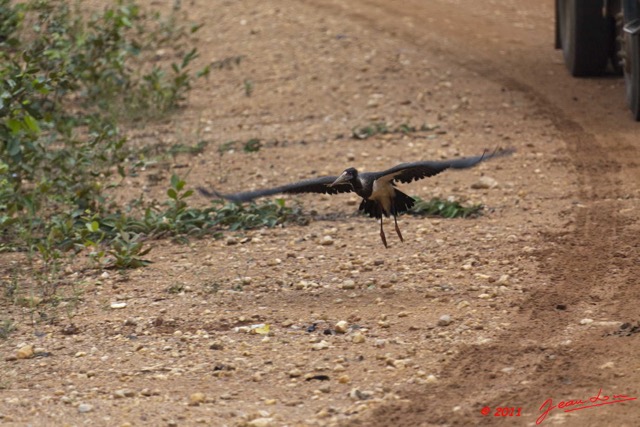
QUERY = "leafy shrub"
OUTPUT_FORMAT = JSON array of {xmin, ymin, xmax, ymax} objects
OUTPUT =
[
  {"xmin": 211, "ymin": 198, "xmax": 307, "ymax": 230},
  {"xmin": 408, "ymin": 197, "xmax": 483, "ymax": 218},
  {"xmin": 0, "ymin": 0, "xmax": 209, "ymax": 262}
]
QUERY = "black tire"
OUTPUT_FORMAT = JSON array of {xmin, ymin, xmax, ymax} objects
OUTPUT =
[
  {"xmin": 625, "ymin": 29, "xmax": 640, "ymax": 120},
  {"xmin": 558, "ymin": 0, "xmax": 611, "ymax": 76}
]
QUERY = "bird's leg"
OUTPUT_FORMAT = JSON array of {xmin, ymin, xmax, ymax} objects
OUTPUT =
[
  {"xmin": 379, "ymin": 216, "xmax": 388, "ymax": 248},
  {"xmin": 393, "ymin": 211, "xmax": 404, "ymax": 243}
]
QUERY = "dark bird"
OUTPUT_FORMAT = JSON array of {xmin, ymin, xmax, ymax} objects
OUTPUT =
[{"xmin": 199, "ymin": 148, "xmax": 513, "ymax": 247}]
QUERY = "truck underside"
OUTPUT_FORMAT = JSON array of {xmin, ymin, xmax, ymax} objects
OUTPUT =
[{"xmin": 556, "ymin": 0, "xmax": 640, "ymax": 120}]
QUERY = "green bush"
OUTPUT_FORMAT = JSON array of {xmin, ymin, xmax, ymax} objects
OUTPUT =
[
  {"xmin": 0, "ymin": 0, "xmax": 211, "ymax": 258},
  {"xmin": 408, "ymin": 197, "xmax": 483, "ymax": 218}
]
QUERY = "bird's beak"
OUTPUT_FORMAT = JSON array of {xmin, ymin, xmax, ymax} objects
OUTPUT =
[{"xmin": 330, "ymin": 172, "xmax": 350, "ymax": 187}]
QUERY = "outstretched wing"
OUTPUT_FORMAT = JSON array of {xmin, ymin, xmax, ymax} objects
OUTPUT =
[
  {"xmin": 197, "ymin": 175, "xmax": 354, "ymax": 203},
  {"xmin": 369, "ymin": 148, "xmax": 514, "ymax": 185}
]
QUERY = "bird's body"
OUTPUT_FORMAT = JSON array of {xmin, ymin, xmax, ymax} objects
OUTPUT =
[{"xmin": 199, "ymin": 149, "xmax": 513, "ymax": 247}]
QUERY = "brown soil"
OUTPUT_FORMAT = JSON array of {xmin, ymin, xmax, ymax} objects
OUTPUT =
[{"xmin": 2, "ymin": 1, "xmax": 640, "ymax": 426}]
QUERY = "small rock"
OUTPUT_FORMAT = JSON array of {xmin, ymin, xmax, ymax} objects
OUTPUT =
[
  {"xmin": 16, "ymin": 345, "xmax": 34, "ymax": 360},
  {"xmin": 425, "ymin": 374, "xmax": 438, "ymax": 383},
  {"xmin": 437, "ymin": 315, "xmax": 452, "ymax": 326},
  {"xmin": 392, "ymin": 359, "xmax": 407, "ymax": 369},
  {"xmin": 320, "ymin": 235, "xmax": 334, "ymax": 246},
  {"xmin": 334, "ymin": 320, "xmax": 348, "ymax": 334},
  {"xmin": 312, "ymin": 340, "xmax": 329, "ymax": 350},
  {"xmin": 110, "ymin": 302, "xmax": 127, "ymax": 309},
  {"xmin": 497, "ymin": 274, "xmax": 510, "ymax": 285},
  {"xmin": 599, "ymin": 361, "xmax": 615, "ymax": 369},
  {"xmin": 188, "ymin": 392, "xmax": 206, "ymax": 406},
  {"xmin": 288, "ymin": 368, "xmax": 302, "ymax": 378},
  {"xmin": 457, "ymin": 300, "xmax": 470, "ymax": 309},
  {"xmin": 61, "ymin": 324, "xmax": 79, "ymax": 335},
  {"xmin": 77, "ymin": 403, "xmax": 93, "ymax": 413},
  {"xmin": 248, "ymin": 418, "xmax": 275, "ymax": 427},
  {"xmin": 349, "ymin": 388, "xmax": 372, "ymax": 400},
  {"xmin": 113, "ymin": 389, "xmax": 135, "ymax": 399},
  {"xmin": 471, "ymin": 176, "xmax": 498, "ymax": 189},
  {"xmin": 338, "ymin": 375, "xmax": 351, "ymax": 384},
  {"xmin": 352, "ymin": 332, "xmax": 365, "ymax": 344},
  {"xmin": 225, "ymin": 236, "xmax": 238, "ymax": 245},
  {"xmin": 579, "ymin": 318, "xmax": 594, "ymax": 325},
  {"xmin": 209, "ymin": 341, "xmax": 224, "ymax": 350},
  {"xmin": 341, "ymin": 279, "xmax": 356, "ymax": 290}
]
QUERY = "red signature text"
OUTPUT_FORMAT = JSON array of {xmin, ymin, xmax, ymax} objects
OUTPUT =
[{"xmin": 537, "ymin": 388, "xmax": 637, "ymax": 424}]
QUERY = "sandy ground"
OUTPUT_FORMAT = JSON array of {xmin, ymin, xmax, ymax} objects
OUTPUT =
[{"xmin": 2, "ymin": 1, "xmax": 640, "ymax": 426}]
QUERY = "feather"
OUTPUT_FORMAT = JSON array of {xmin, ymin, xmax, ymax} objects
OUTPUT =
[{"xmin": 198, "ymin": 175, "xmax": 353, "ymax": 203}]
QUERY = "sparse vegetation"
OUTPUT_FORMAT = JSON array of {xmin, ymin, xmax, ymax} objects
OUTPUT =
[
  {"xmin": 211, "ymin": 54, "xmax": 244, "ymax": 70},
  {"xmin": 0, "ymin": 0, "xmax": 302, "ymax": 314},
  {"xmin": 216, "ymin": 138, "xmax": 263, "ymax": 155},
  {"xmin": 352, "ymin": 122, "xmax": 439, "ymax": 139},
  {"xmin": 0, "ymin": 319, "xmax": 15, "ymax": 339},
  {"xmin": 211, "ymin": 198, "xmax": 307, "ymax": 230},
  {"xmin": 243, "ymin": 78, "xmax": 254, "ymax": 97},
  {"xmin": 408, "ymin": 197, "xmax": 483, "ymax": 218},
  {"xmin": 243, "ymin": 138, "xmax": 262, "ymax": 152},
  {"xmin": 167, "ymin": 283, "xmax": 185, "ymax": 294}
]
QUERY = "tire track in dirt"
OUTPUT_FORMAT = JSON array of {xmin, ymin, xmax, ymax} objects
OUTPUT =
[{"xmin": 300, "ymin": 0, "xmax": 640, "ymax": 425}]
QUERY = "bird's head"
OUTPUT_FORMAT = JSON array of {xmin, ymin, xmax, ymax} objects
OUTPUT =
[{"xmin": 330, "ymin": 167, "xmax": 358, "ymax": 187}]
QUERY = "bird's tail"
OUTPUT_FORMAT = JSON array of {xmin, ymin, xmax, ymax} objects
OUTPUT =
[
  {"xmin": 359, "ymin": 189, "xmax": 415, "ymax": 218},
  {"xmin": 392, "ymin": 189, "xmax": 415, "ymax": 215}
]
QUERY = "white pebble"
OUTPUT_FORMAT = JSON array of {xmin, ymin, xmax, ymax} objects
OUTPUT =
[
  {"xmin": 77, "ymin": 403, "xmax": 93, "ymax": 413},
  {"xmin": 335, "ymin": 320, "xmax": 348, "ymax": 334},
  {"xmin": 312, "ymin": 340, "xmax": 329, "ymax": 350},
  {"xmin": 320, "ymin": 235, "xmax": 334, "ymax": 246},
  {"xmin": 437, "ymin": 315, "xmax": 452, "ymax": 326},
  {"xmin": 341, "ymin": 280, "xmax": 356, "ymax": 290}
]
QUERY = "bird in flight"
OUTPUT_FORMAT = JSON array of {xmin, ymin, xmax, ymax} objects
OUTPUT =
[{"xmin": 199, "ymin": 148, "xmax": 513, "ymax": 247}]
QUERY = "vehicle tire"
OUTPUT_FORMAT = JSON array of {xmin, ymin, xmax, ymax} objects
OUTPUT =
[
  {"xmin": 624, "ymin": 29, "xmax": 640, "ymax": 120},
  {"xmin": 558, "ymin": 0, "xmax": 611, "ymax": 76}
]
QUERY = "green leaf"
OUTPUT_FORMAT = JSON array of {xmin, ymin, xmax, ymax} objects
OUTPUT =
[
  {"xmin": 7, "ymin": 139, "xmax": 21, "ymax": 156},
  {"xmin": 6, "ymin": 118, "xmax": 22, "ymax": 134},
  {"xmin": 86, "ymin": 221, "xmax": 100, "ymax": 232},
  {"xmin": 23, "ymin": 114, "xmax": 40, "ymax": 134},
  {"xmin": 170, "ymin": 174, "xmax": 179, "ymax": 189}
]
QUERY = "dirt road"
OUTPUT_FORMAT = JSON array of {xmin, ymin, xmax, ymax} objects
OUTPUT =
[
  {"xmin": 2, "ymin": 0, "xmax": 639, "ymax": 426},
  {"xmin": 327, "ymin": 1, "xmax": 640, "ymax": 426}
]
